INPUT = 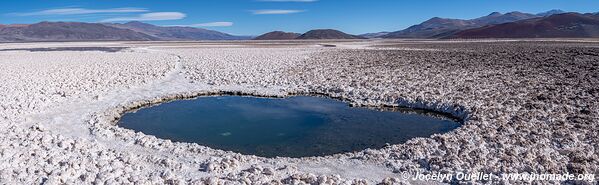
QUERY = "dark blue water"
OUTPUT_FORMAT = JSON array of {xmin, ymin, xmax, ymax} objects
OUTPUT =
[{"xmin": 118, "ymin": 96, "xmax": 460, "ymax": 157}]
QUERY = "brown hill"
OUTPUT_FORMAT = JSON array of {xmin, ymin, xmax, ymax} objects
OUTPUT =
[
  {"xmin": 296, "ymin": 29, "xmax": 364, "ymax": 39},
  {"xmin": 253, "ymin": 31, "xmax": 301, "ymax": 40},
  {"xmin": 447, "ymin": 13, "xmax": 599, "ymax": 38}
]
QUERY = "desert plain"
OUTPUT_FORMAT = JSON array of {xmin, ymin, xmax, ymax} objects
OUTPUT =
[{"xmin": 0, "ymin": 39, "xmax": 597, "ymax": 184}]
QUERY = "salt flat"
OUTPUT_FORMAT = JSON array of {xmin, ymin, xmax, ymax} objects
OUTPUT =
[{"xmin": 0, "ymin": 40, "xmax": 597, "ymax": 184}]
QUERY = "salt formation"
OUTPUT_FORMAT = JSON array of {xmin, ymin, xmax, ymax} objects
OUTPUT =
[{"xmin": 0, "ymin": 41, "xmax": 597, "ymax": 184}]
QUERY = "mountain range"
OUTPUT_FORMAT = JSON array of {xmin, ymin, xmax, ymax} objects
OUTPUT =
[
  {"xmin": 448, "ymin": 13, "xmax": 599, "ymax": 38},
  {"xmin": 2, "ymin": 9, "xmax": 599, "ymax": 42},
  {"xmin": 105, "ymin": 21, "xmax": 249, "ymax": 40},
  {"xmin": 0, "ymin": 21, "xmax": 249, "ymax": 42},
  {"xmin": 381, "ymin": 10, "xmax": 566, "ymax": 38},
  {"xmin": 0, "ymin": 22, "xmax": 156, "ymax": 42}
]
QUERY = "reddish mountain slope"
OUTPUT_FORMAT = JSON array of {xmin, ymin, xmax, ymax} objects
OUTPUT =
[{"xmin": 448, "ymin": 13, "xmax": 599, "ymax": 38}]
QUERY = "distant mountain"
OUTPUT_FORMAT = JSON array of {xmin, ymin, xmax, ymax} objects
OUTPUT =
[
  {"xmin": 253, "ymin": 31, "xmax": 300, "ymax": 40},
  {"xmin": 382, "ymin": 17, "xmax": 476, "ymax": 38},
  {"xmin": 447, "ymin": 13, "xmax": 599, "ymax": 38},
  {"xmin": 0, "ymin": 22, "xmax": 156, "ymax": 42},
  {"xmin": 383, "ymin": 11, "xmax": 540, "ymax": 38},
  {"xmin": 537, "ymin": 9, "xmax": 566, "ymax": 17},
  {"xmin": 473, "ymin": 11, "xmax": 539, "ymax": 25},
  {"xmin": 296, "ymin": 29, "xmax": 365, "ymax": 39},
  {"xmin": 106, "ymin": 21, "xmax": 248, "ymax": 40},
  {"xmin": 359, "ymin": 32, "xmax": 390, "ymax": 38}
]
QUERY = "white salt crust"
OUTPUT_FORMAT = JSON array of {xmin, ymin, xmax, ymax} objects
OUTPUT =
[{"xmin": 0, "ymin": 41, "xmax": 597, "ymax": 184}]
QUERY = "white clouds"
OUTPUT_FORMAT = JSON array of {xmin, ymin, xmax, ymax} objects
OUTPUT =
[
  {"xmin": 253, "ymin": 0, "xmax": 313, "ymax": 14},
  {"xmin": 251, "ymin": 9, "xmax": 305, "ymax": 15},
  {"xmin": 100, "ymin": 12, "xmax": 186, "ymax": 22},
  {"xmin": 10, "ymin": 8, "xmax": 148, "ymax": 16},
  {"xmin": 170, "ymin": 22, "xmax": 234, "ymax": 27},
  {"xmin": 257, "ymin": 0, "xmax": 317, "ymax": 2},
  {"xmin": 10, "ymin": 7, "xmax": 186, "ymax": 23}
]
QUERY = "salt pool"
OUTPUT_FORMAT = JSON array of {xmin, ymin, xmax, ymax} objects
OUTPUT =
[{"xmin": 118, "ymin": 96, "xmax": 460, "ymax": 157}]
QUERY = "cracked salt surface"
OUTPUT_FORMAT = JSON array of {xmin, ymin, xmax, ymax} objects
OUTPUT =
[{"xmin": 0, "ymin": 40, "xmax": 597, "ymax": 184}]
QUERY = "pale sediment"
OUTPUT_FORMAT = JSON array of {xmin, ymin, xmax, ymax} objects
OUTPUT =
[{"xmin": 0, "ymin": 41, "xmax": 597, "ymax": 184}]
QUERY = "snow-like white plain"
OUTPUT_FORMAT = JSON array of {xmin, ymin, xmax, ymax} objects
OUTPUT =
[{"xmin": 0, "ymin": 40, "xmax": 596, "ymax": 184}]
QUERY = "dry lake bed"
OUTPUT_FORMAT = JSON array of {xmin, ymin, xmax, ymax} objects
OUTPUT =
[{"xmin": 0, "ymin": 40, "xmax": 597, "ymax": 184}]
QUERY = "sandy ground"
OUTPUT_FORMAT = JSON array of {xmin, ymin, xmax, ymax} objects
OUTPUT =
[{"xmin": 0, "ymin": 40, "xmax": 597, "ymax": 184}]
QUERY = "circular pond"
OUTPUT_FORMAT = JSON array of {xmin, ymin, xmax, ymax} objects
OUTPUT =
[{"xmin": 118, "ymin": 96, "xmax": 460, "ymax": 157}]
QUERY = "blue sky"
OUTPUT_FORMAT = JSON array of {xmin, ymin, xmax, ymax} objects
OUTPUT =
[{"xmin": 1, "ymin": 0, "xmax": 598, "ymax": 35}]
